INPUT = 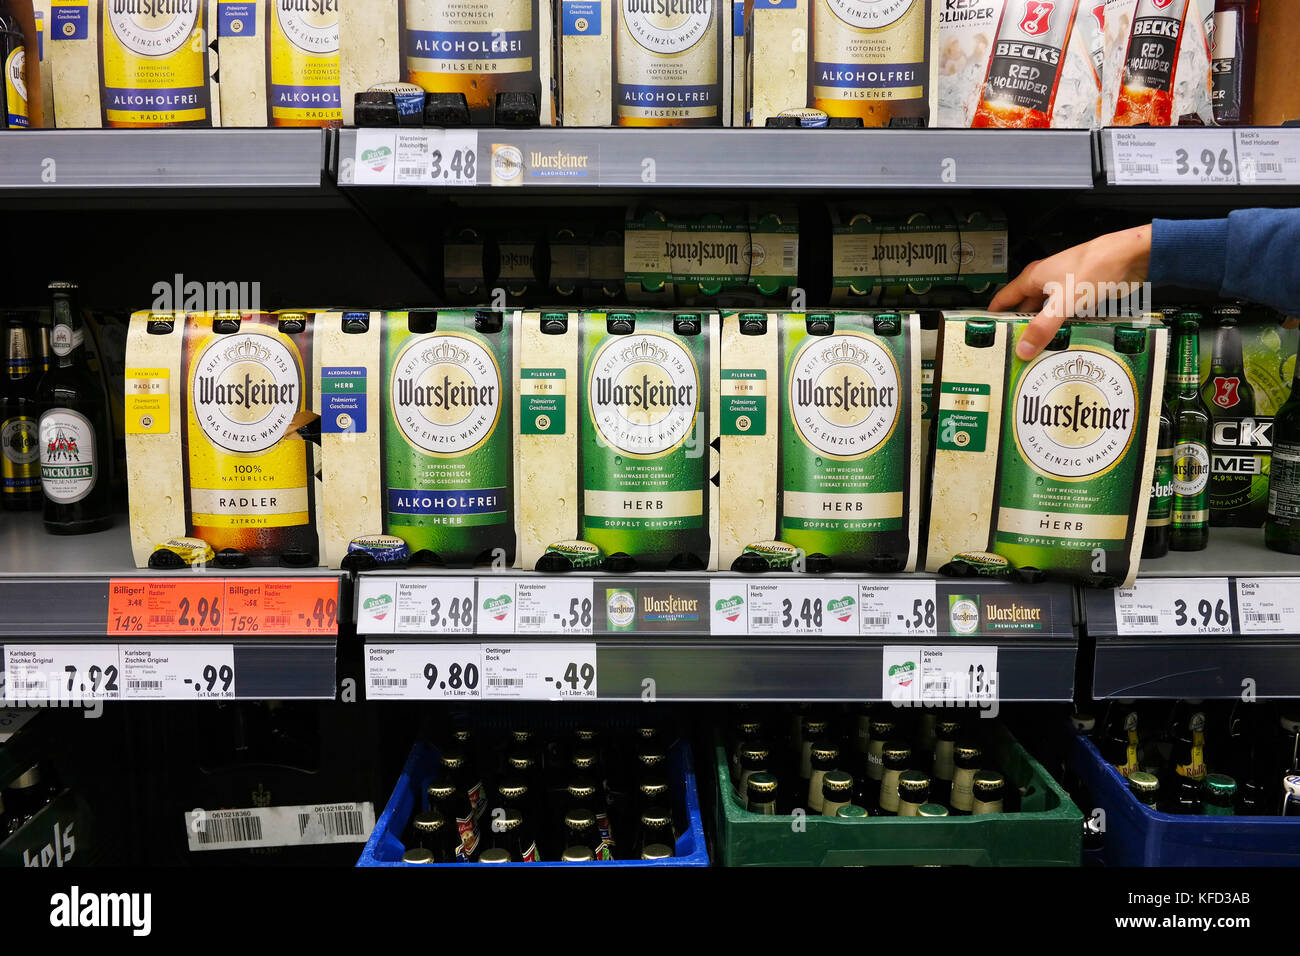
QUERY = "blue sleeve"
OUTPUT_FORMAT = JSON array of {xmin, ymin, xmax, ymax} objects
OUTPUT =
[{"xmin": 1149, "ymin": 208, "xmax": 1300, "ymax": 314}]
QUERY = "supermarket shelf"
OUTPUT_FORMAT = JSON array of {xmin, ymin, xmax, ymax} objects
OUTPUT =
[
  {"xmin": 1097, "ymin": 126, "xmax": 1300, "ymax": 189},
  {"xmin": 356, "ymin": 573, "xmax": 1078, "ymax": 702},
  {"xmin": 0, "ymin": 129, "xmax": 329, "ymax": 191},
  {"xmin": 1088, "ymin": 528, "xmax": 1300, "ymax": 699},
  {"xmin": 336, "ymin": 127, "xmax": 1096, "ymax": 190}
]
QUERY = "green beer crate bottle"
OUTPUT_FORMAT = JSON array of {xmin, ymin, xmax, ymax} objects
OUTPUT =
[
  {"xmin": 779, "ymin": 312, "xmax": 914, "ymax": 571},
  {"xmin": 381, "ymin": 311, "xmax": 514, "ymax": 566},
  {"xmin": 1170, "ymin": 312, "xmax": 1211, "ymax": 552},
  {"xmin": 992, "ymin": 322, "xmax": 1159, "ymax": 584},
  {"xmin": 579, "ymin": 311, "xmax": 709, "ymax": 569}
]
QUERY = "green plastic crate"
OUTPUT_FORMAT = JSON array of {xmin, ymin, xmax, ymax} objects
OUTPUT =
[{"xmin": 713, "ymin": 723, "xmax": 1082, "ymax": 867}]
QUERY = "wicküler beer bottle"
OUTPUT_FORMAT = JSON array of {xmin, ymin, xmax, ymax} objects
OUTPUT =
[
  {"xmin": 36, "ymin": 282, "xmax": 113, "ymax": 534},
  {"xmin": 1169, "ymin": 312, "xmax": 1212, "ymax": 551}
]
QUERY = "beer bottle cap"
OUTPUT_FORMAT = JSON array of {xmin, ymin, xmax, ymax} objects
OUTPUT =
[
  {"xmin": 536, "ymin": 539, "xmax": 604, "ymax": 572},
  {"xmin": 882, "ymin": 742, "xmax": 911, "ymax": 769},
  {"xmin": 402, "ymin": 848, "xmax": 436, "ymax": 864},
  {"xmin": 1204, "ymin": 774, "xmax": 1237, "ymax": 798},
  {"xmin": 451, "ymin": 728, "xmax": 473, "ymax": 746},
  {"xmin": 764, "ymin": 115, "xmax": 803, "ymax": 128},
  {"xmin": 827, "ymin": 116, "xmax": 864, "ymax": 129},
  {"xmin": 639, "ymin": 775, "xmax": 671, "ymax": 799},
  {"xmin": 346, "ymin": 534, "xmax": 411, "ymax": 566},
  {"xmin": 574, "ymin": 728, "xmax": 597, "ymax": 742},
  {"xmin": 964, "ymin": 320, "xmax": 996, "ymax": 348},
  {"xmin": 340, "ymin": 312, "xmax": 371, "ymax": 334},
  {"xmin": 898, "ymin": 770, "xmax": 931, "ymax": 800},
  {"xmin": 810, "ymin": 744, "xmax": 839, "ymax": 766},
  {"xmin": 738, "ymin": 743, "xmax": 770, "ymax": 764},
  {"xmin": 566, "ymin": 777, "xmax": 598, "ymax": 800},
  {"xmin": 564, "ymin": 808, "xmax": 597, "ymax": 831},
  {"xmin": 562, "ymin": 846, "xmax": 595, "ymax": 862},
  {"xmin": 1071, "ymin": 713, "xmax": 1097, "ymax": 733},
  {"xmin": 954, "ymin": 744, "xmax": 982, "ymax": 768},
  {"xmin": 732, "ymin": 553, "xmax": 771, "ymax": 573},
  {"xmin": 936, "ymin": 720, "xmax": 961, "ymax": 739},
  {"xmin": 1212, "ymin": 305, "xmax": 1243, "ymax": 322},
  {"xmin": 570, "ymin": 747, "xmax": 599, "ymax": 770},
  {"xmin": 637, "ymin": 746, "xmax": 669, "ymax": 768},
  {"xmin": 511, "ymin": 728, "xmax": 533, "ymax": 744},
  {"xmin": 636, "ymin": 725, "xmax": 661, "ymax": 740},
  {"xmin": 479, "ymin": 848, "xmax": 512, "ymax": 864},
  {"xmin": 947, "ymin": 551, "xmax": 1011, "ymax": 577},
  {"xmin": 777, "ymin": 106, "xmax": 830, "ymax": 128},
  {"xmin": 821, "ymin": 771, "xmax": 854, "ymax": 795},
  {"xmin": 673, "ymin": 313, "xmax": 702, "ymax": 336},
  {"xmin": 917, "ymin": 803, "xmax": 949, "ymax": 817},
  {"xmin": 149, "ymin": 537, "xmax": 214, "ymax": 568},
  {"xmin": 440, "ymin": 749, "xmax": 466, "ymax": 770},
  {"xmin": 423, "ymin": 92, "xmax": 472, "ymax": 127},
  {"xmin": 739, "ymin": 541, "xmax": 804, "ymax": 570},
  {"xmin": 735, "ymin": 717, "xmax": 763, "ymax": 737},
  {"xmin": 803, "ymin": 718, "xmax": 829, "ymax": 736},
  {"xmin": 492, "ymin": 809, "xmax": 523, "ymax": 833},
  {"xmin": 426, "ymin": 781, "xmax": 456, "ymax": 801},
  {"xmin": 803, "ymin": 553, "xmax": 834, "ymax": 574},
  {"xmin": 738, "ymin": 312, "xmax": 768, "ymax": 336},
  {"xmin": 805, "ymin": 313, "xmax": 835, "ymax": 335},
  {"xmin": 640, "ymin": 806, "xmax": 673, "ymax": 829},
  {"xmin": 869, "ymin": 718, "xmax": 896, "ymax": 737},
  {"xmin": 972, "ymin": 770, "xmax": 1005, "ymax": 799},
  {"xmin": 278, "ymin": 312, "xmax": 309, "ymax": 335},
  {"xmin": 48, "ymin": 281, "xmax": 79, "ymax": 291},
  {"xmin": 606, "ymin": 312, "xmax": 637, "ymax": 334},
  {"xmin": 1285, "ymin": 775, "xmax": 1300, "ymax": 797},
  {"xmin": 215, "ymin": 548, "xmax": 251, "ymax": 569},
  {"xmin": 641, "ymin": 844, "xmax": 674, "ymax": 860},
  {"xmin": 410, "ymin": 810, "xmax": 447, "ymax": 833},
  {"xmin": 497, "ymin": 778, "xmax": 529, "ymax": 801},
  {"xmin": 746, "ymin": 772, "xmax": 778, "ymax": 797},
  {"xmin": 836, "ymin": 804, "xmax": 870, "ymax": 819},
  {"xmin": 541, "ymin": 312, "xmax": 569, "ymax": 334},
  {"xmin": 507, "ymin": 751, "xmax": 536, "ymax": 772},
  {"xmin": 1128, "ymin": 771, "xmax": 1160, "ymax": 795}
]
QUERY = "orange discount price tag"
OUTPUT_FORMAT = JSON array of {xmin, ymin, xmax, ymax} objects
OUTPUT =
[
  {"xmin": 224, "ymin": 578, "xmax": 340, "ymax": 636},
  {"xmin": 107, "ymin": 579, "xmax": 226, "ymax": 636}
]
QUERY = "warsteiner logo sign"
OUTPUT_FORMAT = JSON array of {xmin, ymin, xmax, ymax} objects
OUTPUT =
[
  {"xmin": 789, "ymin": 332, "xmax": 901, "ymax": 459},
  {"xmin": 390, "ymin": 332, "xmax": 502, "ymax": 457},
  {"xmin": 589, "ymin": 333, "xmax": 699, "ymax": 456}
]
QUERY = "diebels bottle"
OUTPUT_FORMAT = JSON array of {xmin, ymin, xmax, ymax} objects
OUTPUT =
[
  {"xmin": 1, "ymin": 312, "xmax": 40, "ymax": 511},
  {"xmin": 0, "ymin": 0, "xmax": 28, "ymax": 129},
  {"xmin": 1202, "ymin": 306, "xmax": 1264, "ymax": 527},
  {"xmin": 37, "ymin": 283, "xmax": 113, "ymax": 535},
  {"xmin": 1265, "ymin": 337, "xmax": 1300, "ymax": 554},
  {"xmin": 1169, "ymin": 313, "xmax": 1211, "ymax": 551}
]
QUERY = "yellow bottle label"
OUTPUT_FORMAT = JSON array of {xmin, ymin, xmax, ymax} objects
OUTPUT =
[
  {"xmin": 267, "ymin": 0, "xmax": 342, "ymax": 127},
  {"xmin": 185, "ymin": 320, "xmax": 309, "ymax": 530},
  {"xmin": 404, "ymin": 0, "xmax": 536, "ymax": 85},
  {"xmin": 101, "ymin": 1, "xmax": 210, "ymax": 127},
  {"xmin": 5, "ymin": 43, "xmax": 29, "ymax": 128},
  {"xmin": 125, "ymin": 367, "xmax": 171, "ymax": 435},
  {"xmin": 811, "ymin": 0, "xmax": 925, "ymax": 108},
  {"xmin": 615, "ymin": 0, "xmax": 721, "ymax": 126}
]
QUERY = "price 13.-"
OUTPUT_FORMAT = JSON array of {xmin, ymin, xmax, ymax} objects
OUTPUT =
[
  {"xmin": 66, "ymin": 663, "xmax": 118, "ymax": 695},
  {"xmin": 1176, "ymin": 147, "xmax": 1233, "ymax": 179},
  {"xmin": 432, "ymin": 148, "xmax": 476, "ymax": 182},
  {"xmin": 429, "ymin": 596, "xmax": 474, "ymax": 630},
  {"xmin": 782, "ymin": 598, "xmax": 823, "ymax": 630},
  {"xmin": 1174, "ymin": 597, "xmax": 1230, "ymax": 630},
  {"xmin": 423, "ymin": 661, "xmax": 480, "ymax": 692},
  {"xmin": 967, "ymin": 663, "xmax": 993, "ymax": 699}
]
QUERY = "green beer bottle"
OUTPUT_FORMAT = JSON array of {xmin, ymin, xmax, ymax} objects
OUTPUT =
[
  {"xmin": 1142, "ymin": 395, "xmax": 1174, "ymax": 560},
  {"xmin": 1265, "ymin": 336, "xmax": 1300, "ymax": 554},
  {"xmin": 1201, "ymin": 306, "xmax": 1265, "ymax": 527},
  {"xmin": 1169, "ymin": 313, "xmax": 1212, "ymax": 552},
  {"xmin": 993, "ymin": 321, "xmax": 1156, "ymax": 583},
  {"xmin": 580, "ymin": 312, "xmax": 709, "ymax": 570},
  {"xmin": 382, "ymin": 310, "xmax": 514, "ymax": 565},
  {"xmin": 779, "ymin": 312, "xmax": 913, "ymax": 571}
]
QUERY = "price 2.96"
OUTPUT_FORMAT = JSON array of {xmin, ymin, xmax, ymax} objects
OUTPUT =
[{"xmin": 1173, "ymin": 597, "xmax": 1230, "ymax": 629}]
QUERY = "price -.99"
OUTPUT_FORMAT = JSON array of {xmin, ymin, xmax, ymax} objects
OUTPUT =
[
  {"xmin": 1175, "ymin": 147, "xmax": 1233, "ymax": 179},
  {"xmin": 1174, "ymin": 598, "xmax": 1230, "ymax": 629},
  {"xmin": 198, "ymin": 664, "xmax": 234, "ymax": 694}
]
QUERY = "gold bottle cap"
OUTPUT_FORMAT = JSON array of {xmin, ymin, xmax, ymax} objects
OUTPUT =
[
  {"xmin": 402, "ymin": 848, "xmax": 435, "ymax": 865},
  {"xmin": 566, "ymin": 777, "xmax": 597, "ymax": 800},
  {"xmin": 510, "ymin": 729, "xmax": 532, "ymax": 743},
  {"xmin": 440, "ymin": 749, "xmax": 466, "ymax": 770},
  {"xmin": 479, "ymin": 848, "xmax": 512, "ymax": 864},
  {"xmin": 640, "ymin": 844, "xmax": 673, "ymax": 861},
  {"xmin": 639, "ymin": 806, "xmax": 673, "ymax": 829},
  {"xmin": 570, "ymin": 747, "xmax": 599, "ymax": 770},
  {"xmin": 821, "ymin": 771, "xmax": 853, "ymax": 793},
  {"xmin": 918, "ymin": 803, "xmax": 949, "ymax": 817},
  {"xmin": 972, "ymin": 770, "xmax": 1005, "ymax": 796},
  {"xmin": 882, "ymin": 742, "xmax": 912, "ymax": 766},
  {"xmin": 735, "ymin": 720, "xmax": 764, "ymax": 737},
  {"xmin": 810, "ymin": 744, "xmax": 840, "ymax": 764},
  {"xmin": 497, "ymin": 778, "xmax": 529, "ymax": 800},
  {"xmin": 637, "ymin": 747, "xmax": 668, "ymax": 767},
  {"xmin": 746, "ymin": 772, "xmax": 778, "ymax": 795},
  {"xmin": 738, "ymin": 743, "xmax": 770, "ymax": 762},
  {"xmin": 898, "ymin": 770, "xmax": 931, "ymax": 797},
  {"xmin": 954, "ymin": 744, "xmax": 982, "ymax": 766},
  {"xmin": 507, "ymin": 751, "xmax": 536, "ymax": 771},
  {"xmin": 410, "ymin": 810, "xmax": 446, "ymax": 833},
  {"xmin": 574, "ymin": 729, "xmax": 597, "ymax": 742},
  {"xmin": 803, "ymin": 719, "xmax": 830, "ymax": 736},
  {"xmin": 564, "ymin": 808, "xmax": 597, "ymax": 831},
  {"xmin": 562, "ymin": 846, "xmax": 595, "ymax": 862},
  {"xmin": 426, "ymin": 781, "xmax": 456, "ymax": 801},
  {"xmin": 869, "ymin": 718, "xmax": 896, "ymax": 736},
  {"xmin": 152, "ymin": 537, "xmax": 215, "ymax": 567},
  {"xmin": 639, "ymin": 775, "xmax": 671, "ymax": 798}
]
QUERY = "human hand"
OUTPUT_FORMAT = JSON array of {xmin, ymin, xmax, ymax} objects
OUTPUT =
[{"xmin": 988, "ymin": 224, "xmax": 1153, "ymax": 359}]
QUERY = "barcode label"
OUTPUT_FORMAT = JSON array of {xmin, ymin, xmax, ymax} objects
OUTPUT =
[
  {"xmin": 127, "ymin": 680, "xmax": 162, "ymax": 690},
  {"xmin": 923, "ymin": 677, "xmax": 952, "ymax": 696},
  {"xmin": 783, "ymin": 240, "xmax": 797, "ymax": 270},
  {"xmin": 399, "ymin": 166, "xmax": 424, "ymax": 179},
  {"xmin": 752, "ymin": 615, "xmax": 776, "ymax": 627},
  {"xmin": 1245, "ymin": 613, "xmax": 1281, "ymax": 623},
  {"xmin": 149, "ymin": 615, "xmax": 172, "ymax": 625},
  {"xmin": 862, "ymin": 615, "xmax": 890, "ymax": 627},
  {"xmin": 399, "ymin": 615, "xmax": 424, "ymax": 626},
  {"xmin": 517, "ymin": 615, "xmax": 546, "ymax": 625},
  {"xmin": 195, "ymin": 813, "xmax": 263, "ymax": 847},
  {"xmin": 264, "ymin": 615, "xmax": 291, "ymax": 627},
  {"xmin": 370, "ymin": 678, "xmax": 408, "ymax": 687},
  {"xmin": 1122, "ymin": 162, "xmax": 1160, "ymax": 175},
  {"xmin": 991, "ymin": 237, "xmax": 1007, "ymax": 270},
  {"xmin": 488, "ymin": 678, "xmax": 524, "ymax": 687},
  {"xmin": 1122, "ymin": 614, "xmax": 1159, "ymax": 625},
  {"xmin": 1258, "ymin": 162, "xmax": 1283, "ymax": 173},
  {"xmin": 297, "ymin": 808, "xmax": 365, "ymax": 840}
]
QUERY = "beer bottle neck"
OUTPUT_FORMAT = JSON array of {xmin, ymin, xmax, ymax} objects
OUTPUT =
[
  {"xmin": 50, "ymin": 298, "xmax": 85, "ymax": 368},
  {"xmin": 1174, "ymin": 331, "xmax": 1201, "ymax": 396},
  {"xmin": 1211, "ymin": 326, "xmax": 1245, "ymax": 373},
  {"xmin": 5, "ymin": 324, "xmax": 32, "ymax": 380}
]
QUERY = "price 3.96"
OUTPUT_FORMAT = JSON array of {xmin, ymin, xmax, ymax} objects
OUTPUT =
[{"xmin": 1174, "ymin": 597, "xmax": 1230, "ymax": 630}]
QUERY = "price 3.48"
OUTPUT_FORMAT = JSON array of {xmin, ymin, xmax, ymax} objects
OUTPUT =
[{"xmin": 782, "ymin": 598, "xmax": 823, "ymax": 630}]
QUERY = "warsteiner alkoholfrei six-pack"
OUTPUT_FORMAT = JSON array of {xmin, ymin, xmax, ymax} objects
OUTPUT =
[{"xmin": 926, "ymin": 311, "xmax": 1168, "ymax": 587}]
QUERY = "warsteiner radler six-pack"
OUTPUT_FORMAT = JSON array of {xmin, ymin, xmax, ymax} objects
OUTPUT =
[
  {"xmin": 317, "ymin": 310, "xmax": 515, "ymax": 568},
  {"xmin": 926, "ymin": 312, "xmax": 1167, "ymax": 586}
]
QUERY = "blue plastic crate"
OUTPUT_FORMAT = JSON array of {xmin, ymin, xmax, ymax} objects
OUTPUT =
[
  {"xmin": 358, "ymin": 736, "xmax": 709, "ymax": 867},
  {"xmin": 1069, "ymin": 727, "xmax": 1300, "ymax": 866}
]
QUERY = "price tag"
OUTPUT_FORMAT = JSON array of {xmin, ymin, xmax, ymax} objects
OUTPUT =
[
  {"xmin": 107, "ymin": 579, "xmax": 224, "ymax": 636},
  {"xmin": 226, "ymin": 579, "xmax": 340, "ymax": 636},
  {"xmin": 355, "ymin": 578, "xmax": 398, "ymax": 634},
  {"xmin": 364, "ymin": 644, "xmax": 483, "ymax": 700},
  {"xmin": 480, "ymin": 643, "xmax": 597, "ymax": 700},
  {"xmin": 1113, "ymin": 578, "xmax": 1234, "ymax": 635},
  {"xmin": 1235, "ymin": 129, "xmax": 1300, "ymax": 185},
  {"xmin": 476, "ymin": 579, "xmax": 596, "ymax": 636},
  {"xmin": 859, "ymin": 581, "xmax": 938, "ymax": 637},
  {"xmin": 745, "ymin": 583, "xmax": 853, "ymax": 636},
  {"xmin": 120, "ymin": 644, "xmax": 236, "ymax": 700},
  {"xmin": 354, "ymin": 129, "xmax": 479, "ymax": 186},
  {"xmin": 2, "ymin": 645, "xmax": 122, "ymax": 702},
  {"xmin": 881, "ymin": 645, "xmax": 998, "ymax": 706},
  {"xmin": 1110, "ymin": 129, "xmax": 1238, "ymax": 185},
  {"xmin": 1235, "ymin": 578, "xmax": 1300, "ymax": 635},
  {"xmin": 709, "ymin": 581, "xmax": 749, "ymax": 636},
  {"xmin": 391, "ymin": 578, "xmax": 476, "ymax": 635}
]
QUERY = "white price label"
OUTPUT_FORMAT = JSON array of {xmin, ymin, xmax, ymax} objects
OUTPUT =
[
  {"xmin": 745, "ymin": 583, "xmax": 856, "ymax": 636},
  {"xmin": 709, "ymin": 580, "xmax": 749, "ymax": 635},
  {"xmin": 1113, "ymin": 578, "xmax": 1234, "ymax": 635},
  {"xmin": 477, "ymin": 579, "xmax": 596, "ymax": 635},
  {"xmin": 859, "ymin": 581, "xmax": 938, "ymax": 636},
  {"xmin": 120, "ymin": 644, "xmax": 236, "ymax": 700},
  {"xmin": 480, "ymin": 643, "xmax": 597, "ymax": 699},
  {"xmin": 1235, "ymin": 129, "xmax": 1300, "ymax": 185},
  {"xmin": 882, "ymin": 645, "xmax": 998, "ymax": 705},
  {"xmin": 2, "ymin": 645, "xmax": 122, "ymax": 702},
  {"xmin": 1110, "ymin": 129, "xmax": 1238, "ymax": 185},
  {"xmin": 186, "ymin": 802, "xmax": 376, "ymax": 852},
  {"xmin": 1235, "ymin": 578, "xmax": 1300, "ymax": 635},
  {"xmin": 393, "ymin": 579, "xmax": 477, "ymax": 635},
  {"xmin": 364, "ymin": 644, "xmax": 483, "ymax": 700},
  {"xmin": 353, "ymin": 129, "xmax": 479, "ymax": 186}
]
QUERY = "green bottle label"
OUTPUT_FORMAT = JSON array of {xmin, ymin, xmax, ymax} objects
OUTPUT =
[
  {"xmin": 382, "ymin": 314, "xmax": 512, "ymax": 561},
  {"xmin": 993, "ymin": 324, "xmax": 1152, "ymax": 579},
  {"xmin": 520, "ymin": 367, "xmax": 566, "ymax": 435},
  {"xmin": 778, "ymin": 317, "xmax": 910, "ymax": 561},
  {"xmin": 721, "ymin": 368, "xmax": 766, "ymax": 435},
  {"xmin": 1172, "ymin": 440, "xmax": 1210, "ymax": 528},
  {"xmin": 1268, "ymin": 441, "xmax": 1300, "ymax": 525},
  {"xmin": 921, "ymin": 357, "xmax": 935, "ymax": 422},
  {"xmin": 580, "ymin": 314, "xmax": 708, "ymax": 564},
  {"xmin": 1148, "ymin": 445, "xmax": 1174, "ymax": 525},
  {"xmin": 935, "ymin": 382, "xmax": 989, "ymax": 452}
]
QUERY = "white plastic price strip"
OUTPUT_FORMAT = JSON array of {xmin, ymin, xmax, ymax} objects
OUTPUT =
[
  {"xmin": 883, "ymin": 645, "xmax": 998, "ymax": 705},
  {"xmin": 354, "ymin": 577, "xmax": 477, "ymax": 635},
  {"xmin": 1235, "ymin": 578, "xmax": 1300, "ymax": 635},
  {"xmin": 476, "ymin": 579, "xmax": 596, "ymax": 636},
  {"xmin": 1109, "ymin": 128, "xmax": 1238, "ymax": 185},
  {"xmin": 352, "ymin": 129, "xmax": 479, "ymax": 185},
  {"xmin": 480, "ymin": 643, "xmax": 597, "ymax": 700},
  {"xmin": 185, "ymin": 802, "xmax": 376, "ymax": 852},
  {"xmin": 1235, "ymin": 129, "xmax": 1300, "ymax": 185},
  {"xmin": 744, "ymin": 582, "xmax": 858, "ymax": 636},
  {"xmin": 2, "ymin": 645, "xmax": 122, "ymax": 702},
  {"xmin": 364, "ymin": 644, "xmax": 483, "ymax": 700},
  {"xmin": 120, "ymin": 644, "xmax": 236, "ymax": 700},
  {"xmin": 859, "ymin": 581, "xmax": 938, "ymax": 637},
  {"xmin": 1113, "ymin": 578, "xmax": 1234, "ymax": 636}
]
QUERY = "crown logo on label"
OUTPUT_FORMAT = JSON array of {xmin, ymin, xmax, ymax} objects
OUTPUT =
[
  {"xmin": 1054, "ymin": 355, "xmax": 1106, "ymax": 384},
  {"xmin": 822, "ymin": 340, "xmax": 869, "ymax": 366},
  {"xmin": 620, "ymin": 338, "xmax": 669, "ymax": 365},
  {"xmin": 423, "ymin": 340, "xmax": 470, "ymax": 366},
  {"xmin": 225, "ymin": 337, "xmax": 271, "ymax": 364}
]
